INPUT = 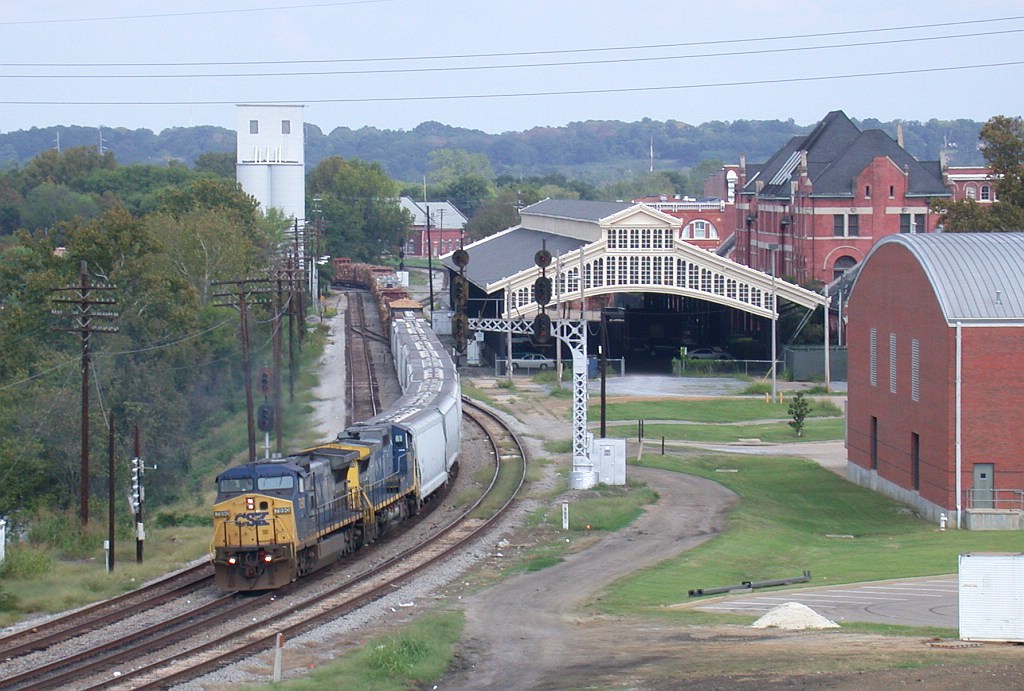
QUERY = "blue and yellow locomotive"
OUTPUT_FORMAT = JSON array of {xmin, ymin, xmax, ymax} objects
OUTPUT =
[{"xmin": 211, "ymin": 308, "xmax": 460, "ymax": 590}]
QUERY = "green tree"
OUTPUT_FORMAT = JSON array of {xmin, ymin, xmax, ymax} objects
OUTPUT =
[
  {"xmin": 936, "ymin": 115, "xmax": 1024, "ymax": 231},
  {"xmin": 307, "ymin": 157, "xmax": 409, "ymax": 262},
  {"xmin": 194, "ymin": 151, "xmax": 236, "ymax": 178},
  {"xmin": 788, "ymin": 392, "xmax": 811, "ymax": 437}
]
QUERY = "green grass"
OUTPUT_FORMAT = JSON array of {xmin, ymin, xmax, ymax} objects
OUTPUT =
[
  {"xmin": 593, "ymin": 398, "xmax": 841, "ymax": 423},
  {"xmin": 605, "ymin": 418, "xmax": 846, "ymax": 444},
  {"xmin": 261, "ymin": 610, "xmax": 462, "ymax": 690},
  {"xmin": 595, "ymin": 452, "xmax": 1024, "ymax": 619}
]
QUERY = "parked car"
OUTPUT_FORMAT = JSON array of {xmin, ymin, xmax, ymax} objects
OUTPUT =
[
  {"xmin": 510, "ymin": 352, "xmax": 556, "ymax": 371},
  {"xmin": 686, "ymin": 347, "xmax": 733, "ymax": 360}
]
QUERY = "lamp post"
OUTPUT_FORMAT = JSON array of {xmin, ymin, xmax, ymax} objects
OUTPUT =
[{"xmin": 768, "ymin": 242, "xmax": 779, "ymax": 402}]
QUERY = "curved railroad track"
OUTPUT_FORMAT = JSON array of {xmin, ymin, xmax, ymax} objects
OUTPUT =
[
  {"xmin": 0, "ymin": 399, "xmax": 526, "ymax": 691},
  {"xmin": 0, "ymin": 562, "xmax": 212, "ymax": 661}
]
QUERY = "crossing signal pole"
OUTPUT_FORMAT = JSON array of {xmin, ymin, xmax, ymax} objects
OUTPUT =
[{"xmin": 51, "ymin": 260, "xmax": 119, "ymax": 527}]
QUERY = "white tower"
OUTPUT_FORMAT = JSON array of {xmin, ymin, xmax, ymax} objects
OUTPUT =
[{"xmin": 235, "ymin": 104, "xmax": 305, "ymax": 226}]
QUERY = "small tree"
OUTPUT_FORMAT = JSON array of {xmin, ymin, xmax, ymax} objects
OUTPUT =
[{"xmin": 788, "ymin": 391, "xmax": 811, "ymax": 437}]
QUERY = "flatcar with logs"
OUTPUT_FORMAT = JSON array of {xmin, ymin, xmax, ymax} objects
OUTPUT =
[{"xmin": 210, "ymin": 302, "xmax": 460, "ymax": 590}]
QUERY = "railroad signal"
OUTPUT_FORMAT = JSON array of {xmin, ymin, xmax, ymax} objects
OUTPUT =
[
  {"xmin": 533, "ymin": 276, "xmax": 552, "ymax": 307},
  {"xmin": 532, "ymin": 313, "xmax": 552, "ymax": 344},
  {"xmin": 534, "ymin": 249, "xmax": 552, "ymax": 269},
  {"xmin": 453, "ymin": 275, "xmax": 469, "ymax": 307},
  {"xmin": 452, "ymin": 313, "xmax": 468, "ymax": 352},
  {"xmin": 259, "ymin": 367, "xmax": 271, "ymax": 396},
  {"xmin": 257, "ymin": 403, "xmax": 275, "ymax": 432},
  {"xmin": 452, "ymin": 248, "xmax": 470, "ymax": 268}
]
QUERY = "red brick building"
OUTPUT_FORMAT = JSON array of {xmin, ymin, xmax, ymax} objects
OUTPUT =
[
  {"xmin": 846, "ymin": 232, "xmax": 1024, "ymax": 529},
  {"xmin": 733, "ymin": 111, "xmax": 954, "ymax": 285},
  {"xmin": 632, "ymin": 194, "xmax": 734, "ymax": 253},
  {"xmin": 399, "ymin": 197, "xmax": 467, "ymax": 258}
]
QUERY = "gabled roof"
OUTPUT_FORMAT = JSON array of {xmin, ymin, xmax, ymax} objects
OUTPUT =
[
  {"xmin": 400, "ymin": 197, "xmax": 467, "ymax": 228},
  {"xmin": 746, "ymin": 110, "xmax": 949, "ymax": 200},
  {"xmin": 440, "ymin": 225, "xmax": 588, "ymax": 287},
  {"xmin": 520, "ymin": 198, "xmax": 632, "ymax": 221},
  {"xmin": 853, "ymin": 233, "xmax": 1024, "ymax": 325}
]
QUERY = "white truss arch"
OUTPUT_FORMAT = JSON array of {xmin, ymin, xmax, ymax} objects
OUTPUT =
[{"xmin": 493, "ymin": 234, "xmax": 827, "ymax": 320}]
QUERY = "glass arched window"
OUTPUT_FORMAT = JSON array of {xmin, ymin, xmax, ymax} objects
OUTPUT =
[{"xmin": 833, "ymin": 256, "xmax": 857, "ymax": 281}]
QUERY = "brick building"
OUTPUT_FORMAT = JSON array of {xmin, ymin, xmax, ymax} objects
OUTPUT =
[
  {"xmin": 846, "ymin": 233, "xmax": 1024, "ymax": 529},
  {"xmin": 732, "ymin": 111, "xmax": 954, "ymax": 285},
  {"xmin": 632, "ymin": 192, "xmax": 735, "ymax": 253},
  {"xmin": 399, "ymin": 197, "xmax": 467, "ymax": 258}
]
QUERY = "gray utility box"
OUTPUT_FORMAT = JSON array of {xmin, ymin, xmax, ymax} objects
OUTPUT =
[{"xmin": 959, "ymin": 552, "xmax": 1024, "ymax": 642}]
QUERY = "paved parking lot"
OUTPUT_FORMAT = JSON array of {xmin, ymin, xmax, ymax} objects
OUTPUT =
[{"xmin": 689, "ymin": 575, "xmax": 958, "ymax": 628}]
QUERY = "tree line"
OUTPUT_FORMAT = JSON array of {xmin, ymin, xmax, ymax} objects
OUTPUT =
[{"xmin": 1, "ymin": 116, "xmax": 986, "ymax": 185}]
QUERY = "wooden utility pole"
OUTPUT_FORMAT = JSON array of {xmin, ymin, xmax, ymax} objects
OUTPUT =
[
  {"xmin": 51, "ymin": 260, "xmax": 119, "ymax": 527},
  {"xmin": 213, "ymin": 278, "xmax": 272, "ymax": 463}
]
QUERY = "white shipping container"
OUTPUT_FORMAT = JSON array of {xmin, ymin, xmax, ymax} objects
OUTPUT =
[{"xmin": 959, "ymin": 552, "xmax": 1024, "ymax": 642}]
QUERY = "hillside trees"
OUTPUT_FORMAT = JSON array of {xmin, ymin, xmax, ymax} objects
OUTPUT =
[{"xmin": 0, "ymin": 172, "xmax": 279, "ymax": 517}]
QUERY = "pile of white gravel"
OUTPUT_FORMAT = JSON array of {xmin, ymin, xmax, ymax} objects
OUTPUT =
[{"xmin": 751, "ymin": 602, "xmax": 840, "ymax": 629}]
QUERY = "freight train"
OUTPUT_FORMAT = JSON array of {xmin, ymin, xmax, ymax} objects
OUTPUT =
[{"xmin": 210, "ymin": 303, "xmax": 460, "ymax": 590}]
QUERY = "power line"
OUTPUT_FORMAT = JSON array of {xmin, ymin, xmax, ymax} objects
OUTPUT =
[
  {"xmin": 2, "ymin": 60, "xmax": 1020, "ymax": 107},
  {"xmin": 3, "ymin": 15, "xmax": 1023, "ymax": 65},
  {"xmin": 0, "ymin": 0, "xmax": 394, "ymax": 26},
  {"xmin": 4, "ymin": 28, "xmax": 1020, "ymax": 79}
]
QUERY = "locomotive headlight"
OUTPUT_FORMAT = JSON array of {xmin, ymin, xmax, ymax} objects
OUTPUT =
[
  {"xmin": 245, "ymin": 496, "xmax": 255, "ymax": 510},
  {"xmin": 261, "ymin": 552, "xmax": 273, "ymax": 564},
  {"xmin": 227, "ymin": 556, "xmax": 238, "ymax": 565}
]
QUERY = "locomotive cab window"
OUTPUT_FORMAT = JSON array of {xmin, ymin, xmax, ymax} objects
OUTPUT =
[
  {"xmin": 257, "ymin": 475, "xmax": 295, "ymax": 491},
  {"xmin": 219, "ymin": 477, "xmax": 253, "ymax": 493}
]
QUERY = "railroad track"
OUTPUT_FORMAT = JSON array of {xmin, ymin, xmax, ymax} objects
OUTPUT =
[
  {"xmin": 0, "ymin": 399, "xmax": 526, "ymax": 690},
  {"xmin": 0, "ymin": 562, "xmax": 212, "ymax": 661},
  {"xmin": 344, "ymin": 289, "xmax": 382, "ymax": 423}
]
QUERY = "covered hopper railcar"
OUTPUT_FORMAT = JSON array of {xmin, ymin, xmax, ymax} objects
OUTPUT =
[{"xmin": 210, "ymin": 305, "xmax": 460, "ymax": 590}]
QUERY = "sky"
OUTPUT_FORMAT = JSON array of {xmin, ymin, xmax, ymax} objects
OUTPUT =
[{"xmin": 2, "ymin": 1, "xmax": 1024, "ymax": 136}]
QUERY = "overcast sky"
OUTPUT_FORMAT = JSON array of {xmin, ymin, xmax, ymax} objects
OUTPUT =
[{"xmin": 2, "ymin": 1, "xmax": 1023, "ymax": 135}]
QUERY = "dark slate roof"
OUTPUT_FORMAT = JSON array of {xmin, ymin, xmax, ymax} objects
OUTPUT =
[
  {"xmin": 854, "ymin": 233, "xmax": 1024, "ymax": 324},
  {"xmin": 440, "ymin": 227, "xmax": 590, "ymax": 287},
  {"xmin": 747, "ymin": 110, "xmax": 949, "ymax": 200},
  {"xmin": 520, "ymin": 198, "xmax": 632, "ymax": 221}
]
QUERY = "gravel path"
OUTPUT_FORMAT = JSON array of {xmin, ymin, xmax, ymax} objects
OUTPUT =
[{"xmin": 441, "ymin": 465, "xmax": 738, "ymax": 690}]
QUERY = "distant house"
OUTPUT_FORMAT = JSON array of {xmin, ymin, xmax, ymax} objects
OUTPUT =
[
  {"xmin": 846, "ymin": 232, "xmax": 1024, "ymax": 529},
  {"xmin": 399, "ymin": 197, "xmax": 467, "ymax": 258}
]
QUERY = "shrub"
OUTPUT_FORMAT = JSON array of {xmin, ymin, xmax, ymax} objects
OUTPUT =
[{"xmin": 0, "ymin": 544, "xmax": 53, "ymax": 578}]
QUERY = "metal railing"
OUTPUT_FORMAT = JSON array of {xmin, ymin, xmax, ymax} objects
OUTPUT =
[{"xmin": 964, "ymin": 488, "xmax": 1024, "ymax": 511}]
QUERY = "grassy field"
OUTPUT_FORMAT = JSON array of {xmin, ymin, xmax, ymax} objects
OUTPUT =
[{"xmin": 594, "ymin": 451, "xmax": 1024, "ymax": 626}]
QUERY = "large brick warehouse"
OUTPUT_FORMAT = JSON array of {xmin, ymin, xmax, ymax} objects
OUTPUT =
[{"xmin": 846, "ymin": 233, "xmax": 1024, "ymax": 529}]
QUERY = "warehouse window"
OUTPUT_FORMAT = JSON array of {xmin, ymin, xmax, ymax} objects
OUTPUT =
[
  {"xmin": 911, "ymin": 339, "xmax": 920, "ymax": 402},
  {"xmin": 281, "ymin": 120, "xmax": 291, "ymax": 134},
  {"xmin": 870, "ymin": 328, "xmax": 877, "ymax": 387},
  {"xmin": 889, "ymin": 332, "xmax": 897, "ymax": 393},
  {"xmin": 249, "ymin": 120, "xmax": 259, "ymax": 134}
]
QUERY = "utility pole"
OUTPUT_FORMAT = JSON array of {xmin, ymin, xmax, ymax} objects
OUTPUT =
[
  {"xmin": 426, "ymin": 205, "xmax": 435, "ymax": 320},
  {"xmin": 51, "ymin": 260, "xmax": 119, "ymax": 527},
  {"xmin": 213, "ymin": 278, "xmax": 272, "ymax": 463}
]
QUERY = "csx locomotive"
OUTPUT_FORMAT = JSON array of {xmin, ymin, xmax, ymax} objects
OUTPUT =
[{"xmin": 210, "ymin": 306, "xmax": 460, "ymax": 590}]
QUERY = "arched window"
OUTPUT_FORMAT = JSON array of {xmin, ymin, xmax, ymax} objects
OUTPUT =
[
  {"xmin": 965, "ymin": 184, "xmax": 977, "ymax": 200},
  {"xmin": 833, "ymin": 256, "xmax": 857, "ymax": 281},
  {"xmin": 683, "ymin": 219, "xmax": 719, "ymax": 240}
]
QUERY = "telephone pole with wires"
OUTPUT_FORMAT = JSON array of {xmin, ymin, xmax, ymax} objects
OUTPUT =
[
  {"xmin": 51, "ymin": 260, "xmax": 119, "ymax": 527},
  {"xmin": 213, "ymin": 278, "xmax": 272, "ymax": 463}
]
